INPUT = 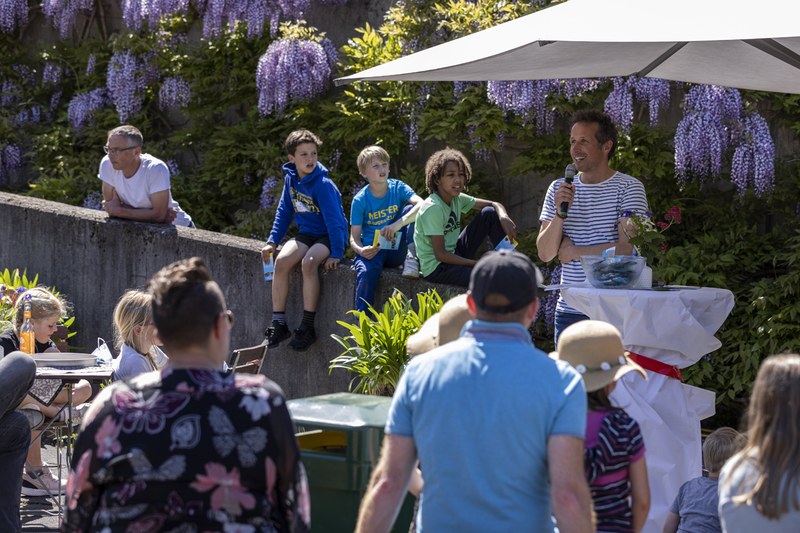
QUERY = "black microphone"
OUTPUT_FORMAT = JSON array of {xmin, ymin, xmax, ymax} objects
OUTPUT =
[{"xmin": 557, "ymin": 163, "xmax": 577, "ymax": 219}]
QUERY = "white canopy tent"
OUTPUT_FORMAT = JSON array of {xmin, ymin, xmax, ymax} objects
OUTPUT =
[{"xmin": 337, "ymin": 0, "xmax": 800, "ymax": 94}]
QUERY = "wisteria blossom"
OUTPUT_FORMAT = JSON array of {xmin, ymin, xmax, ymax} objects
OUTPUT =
[
  {"xmin": 68, "ymin": 88, "xmax": 108, "ymax": 131},
  {"xmin": 42, "ymin": 62, "xmax": 63, "ymax": 85},
  {"xmin": 12, "ymin": 106, "xmax": 41, "ymax": 127},
  {"xmin": 730, "ymin": 112, "xmax": 775, "ymax": 196},
  {"xmin": 0, "ymin": 0, "xmax": 28, "ymax": 34},
  {"xmin": 107, "ymin": 50, "xmax": 147, "ymax": 122},
  {"xmin": 674, "ymin": 85, "xmax": 742, "ymax": 181},
  {"xmin": 604, "ymin": 77, "xmax": 670, "ymax": 132},
  {"xmin": 534, "ymin": 264, "xmax": 560, "ymax": 334},
  {"xmin": 255, "ymin": 37, "xmax": 336, "ymax": 116},
  {"xmin": 259, "ymin": 176, "xmax": 279, "ymax": 210},
  {"xmin": 200, "ymin": 0, "xmax": 311, "ymax": 39},
  {"xmin": 42, "ymin": 0, "xmax": 93, "ymax": 39},
  {"xmin": 85, "ymin": 54, "xmax": 96, "ymax": 76},
  {"xmin": 0, "ymin": 144, "xmax": 22, "ymax": 185},
  {"xmin": 159, "ymin": 76, "xmax": 191, "ymax": 110},
  {"xmin": 121, "ymin": 0, "xmax": 190, "ymax": 32},
  {"xmin": 487, "ymin": 80, "xmax": 562, "ymax": 134},
  {"xmin": 82, "ymin": 191, "xmax": 103, "ymax": 210}
]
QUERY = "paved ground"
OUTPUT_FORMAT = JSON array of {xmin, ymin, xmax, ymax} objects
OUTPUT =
[{"xmin": 20, "ymin": 442, "xmax": 64, "ymax": 532}]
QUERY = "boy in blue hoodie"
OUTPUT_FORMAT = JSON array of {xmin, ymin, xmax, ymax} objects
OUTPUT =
[{"xmin": 260, "ymin": 130, "xmax": 348, "ymax": 351}]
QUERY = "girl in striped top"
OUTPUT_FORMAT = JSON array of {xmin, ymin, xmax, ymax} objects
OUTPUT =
[{"xmin": 556, "ymin": 320, "xmax": 651, "ymax": 532}]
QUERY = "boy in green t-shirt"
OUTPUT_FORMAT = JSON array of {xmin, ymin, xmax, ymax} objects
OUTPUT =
[{"xmin": 414, "ymin": 148, "xmax": 517, "ymax": 287}]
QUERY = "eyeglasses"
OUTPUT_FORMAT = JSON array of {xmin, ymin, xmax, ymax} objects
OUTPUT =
[{"xmin": 103, "ymin": 145, "xmax": 138, "ymax": 155}]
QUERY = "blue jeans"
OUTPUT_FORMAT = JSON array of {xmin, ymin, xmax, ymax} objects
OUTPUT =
[
  {"xmin": 554, "ymin": 310, "xmax": 590, "ymax": 347},
  {"xmin": 0, "ymin": 352, "xmax": 36, "ymax": 532},
  {"xmin": 423, "ymin": 206, "xmax": 506, "ymax": 287},
  {"xmin": 353, "ymin": 205, "xmax": 415, "ymax": 313}
]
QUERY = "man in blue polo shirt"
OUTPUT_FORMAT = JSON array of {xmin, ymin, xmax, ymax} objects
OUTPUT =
[{"xmin": 355, "ymin": 250, "xmax": 593, "ymax": 533}]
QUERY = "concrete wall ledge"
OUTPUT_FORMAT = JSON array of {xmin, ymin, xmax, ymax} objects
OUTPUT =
[{"xmin": 0, "ymin": 192, "xmax": 462, "ymax": 398}]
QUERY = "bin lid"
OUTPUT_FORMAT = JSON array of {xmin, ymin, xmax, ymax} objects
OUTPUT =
[{"xmin": 287, "ymin": 392, "xmax": 392, "ymax": 429}]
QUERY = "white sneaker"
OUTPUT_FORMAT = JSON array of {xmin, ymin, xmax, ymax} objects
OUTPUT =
[
  {"xmin": 402, "ymin": 252, "xmax": 420, "ymax": 279},
  {"xmin": 21, "ymin": 466, "xmax": 66, "ymax": 497}
]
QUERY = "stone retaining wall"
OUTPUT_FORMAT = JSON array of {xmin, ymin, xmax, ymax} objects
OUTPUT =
[{"xmin": 0, "ymin": 192, "xmax": 455, "ymax": 398}]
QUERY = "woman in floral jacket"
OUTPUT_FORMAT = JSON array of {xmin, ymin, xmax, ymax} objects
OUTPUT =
[{"xmin": 62, "ymin": 257, "xmax": 310, "ymax": 532}]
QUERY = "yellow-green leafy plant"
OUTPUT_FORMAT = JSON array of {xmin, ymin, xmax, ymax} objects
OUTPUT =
[{"xmin": 330, "ymin": 289, "xmax": 444, "ymax": 396}]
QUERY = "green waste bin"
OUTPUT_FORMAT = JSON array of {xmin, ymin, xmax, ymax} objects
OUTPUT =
[{"xmin": 287, "ymin": 392, "xmax": 414, "ymax": 532}]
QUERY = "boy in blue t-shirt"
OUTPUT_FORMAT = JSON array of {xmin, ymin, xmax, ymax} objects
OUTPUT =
[
  {"xmin": 260, "ymin": 130, "xmax": 348, "ymax": 351},
  {"xmin": 349, "ymin": 146, "xmax": 423, "ymax": 312}
]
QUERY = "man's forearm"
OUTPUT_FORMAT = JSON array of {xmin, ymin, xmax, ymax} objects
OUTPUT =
[
  {"xmin": 551, "ymin": 485, "xmax": 594, "ymax": 533},
  {"xmin": 113, "ymin": 205, "xmax": 169, "ymax": 223},
  {"xmin": 537, "ymin": 219, "xmax": 564, "ymax": 262}
]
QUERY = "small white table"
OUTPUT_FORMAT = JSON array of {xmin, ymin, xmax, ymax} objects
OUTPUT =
[{"xmin": 562, "ymin": 286, "xmax": 734, "ymax": 533}]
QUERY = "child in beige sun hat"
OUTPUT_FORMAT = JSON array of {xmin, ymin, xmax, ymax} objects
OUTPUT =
[
  {"xmin": 554, "ymin": 320, "xmax": 651, "ymax": 533},
  {"xmin": 406, "ymin": 294, "xmax": 472, "ymax": 357}
]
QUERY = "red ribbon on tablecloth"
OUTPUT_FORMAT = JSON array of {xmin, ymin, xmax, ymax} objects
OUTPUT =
[{"xmin": 628, "ymin": 351, "xmax": 683, "ymax": 382}]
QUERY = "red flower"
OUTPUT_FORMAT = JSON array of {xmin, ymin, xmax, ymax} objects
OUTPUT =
[
  {"xmin": 657, "ymin": 221, "xmax": 669, "ymax": 229},
  {"xmin": 665, "ymin": 206, "xmax": 682, "ymax": 224}
]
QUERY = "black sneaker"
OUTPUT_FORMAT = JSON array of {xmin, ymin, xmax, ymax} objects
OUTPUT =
[
  {"xmin": 288, "ymin": 326, "xmax": 317, "ymax": 352},
  {"xmin": 264, "ymin": 323, "xmax": 291, "ymax": 347}
]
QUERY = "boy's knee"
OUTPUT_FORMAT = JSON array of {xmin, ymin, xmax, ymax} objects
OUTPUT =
[{"xmin": 480, "ymin": 205, "xmax": 498, "ymax": 218}]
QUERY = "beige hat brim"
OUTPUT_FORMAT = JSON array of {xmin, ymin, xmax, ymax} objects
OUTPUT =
[
  {"xmin": 406, "ymin": 294, "xmax": 471, "ymax": 357},
  {"xmin": 582, "ymin": 355, "xmax": 647, "ymax": 392},
  {"xmin": 407, "ymin": 313, "xmax": 441, "ymax": 356}
]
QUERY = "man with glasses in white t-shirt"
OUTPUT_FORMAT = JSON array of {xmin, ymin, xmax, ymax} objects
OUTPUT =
[{"xmin": 99, "ymin": 125, "xmax": 194, "ymax": 227}]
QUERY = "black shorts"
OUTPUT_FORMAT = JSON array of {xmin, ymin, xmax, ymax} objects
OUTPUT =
[{"xmin": 294, "ymin": 233, "xmax": 331, "ymax": 251}]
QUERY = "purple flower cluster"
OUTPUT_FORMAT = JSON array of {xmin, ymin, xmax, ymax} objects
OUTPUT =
[
  {"xmin": 82, "ymin": 191, "xmax": 103, "ymax": 210},
  {"xmin": 200, "ymin": 0, "xmax": 310, "ymax": 39},
  {"xmin": 452, "ymin": 81, "xmax": 481, "ymax": 101},
  {"xmin": 1, "ymin": 80, "xmax": 19, "ymax": 108},
  {"xmin": 85, "ymin": 54, "xmax": 96, "ymax": 76},
  {"xmin": 0, "ymin": 0, "xmax": 28, "ymax": 34},
  {"xmin": 0, "ymin": 144, "xmax": 22, "ymax": 185},
  {"xmin": 166, "ymin": 159, "xmax": 180, "ymax": 176},
  {"xmin": 604, "ymin": 77, "xmax": 670, "ymax": 132},
  {"xmin": 123, "ymin": 0, "xmax": 191, "ymax": 32},
  {"xmin": 42, "ymin": 62, "xmax": 63, "ymax": 85},
  {"xmin": 256, "ymin": 37, "xmax": 334, "ymax": 115},
  {"xmin": 50, "ymin": 90, "xmax": 62, "ymax": 113},
  {"xmin": 12, "ymin": 105, "xmax": 42, "ymax": 127},
  {"xmin": 349, "ymin": 179, "xmax": 366, "ymax": 197},
  {"xmin": 328, "ymin": 148, "xmax": 341, "ymax": 171},
  {"xmin": 259, "ymin": 176, "xmax": 279, "ymax": 209},
  {"xmin": 487, "ymin": 80, "xmax": 574, "ymax": 134},
  {"xmin": 466, "ymin": 124, "xmax": 491, "ymax": 163},
  {"xmin": 534, "ymin": 264, "xmax": 560, "ymax": 334},
  {"xmin": 68, "ymin": 88, "xmax": 108, "ymax": 131},
  {"xmin": 674, "ymin": 85, "xmax": 742, "ymax": 181},
  {"xmin": 731, "ymin": 112, "xmax": 775, "ymax": 197},
  {"xmin": 107, "ymin": 50, "xmax": 147, "ymax": 122},
  {"xmin": 159, "ymin": 76, "xmax": 192, "ymax": 110},
  {"xmin": 317, "ymin": 0, "xmax": 347, "ymax": 5},
  {"xmin": 43, "ymin": 0, "xmax": 92, "ymax": 39}
]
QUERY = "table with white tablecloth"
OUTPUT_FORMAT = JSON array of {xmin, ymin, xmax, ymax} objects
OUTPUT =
[{"xmin": 562, "ymin": 286, "xmax": 734, "ymax": 533}]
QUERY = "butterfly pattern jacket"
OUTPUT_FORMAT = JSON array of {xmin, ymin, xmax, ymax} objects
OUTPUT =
[{"xmin": 61, "ymin": 368, "xmax": 310, "ymax": 533}]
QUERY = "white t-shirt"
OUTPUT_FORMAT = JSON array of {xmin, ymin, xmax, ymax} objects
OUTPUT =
[
  {"xmin": 112, "ymin": 343, "xmax": 169, "ymax": 381},
  {"xmin": 98, "ymin": 153, "xmax": 193, "ymax": 226}
]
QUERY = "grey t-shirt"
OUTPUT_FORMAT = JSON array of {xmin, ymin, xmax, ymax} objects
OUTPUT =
[
  {"xmin": 719, "ymin": 453, "xmax": 800, "ymax": 533},
  {"xmin": 670, "ymin": 475, "xmax": 721, "ymax": 533}
]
